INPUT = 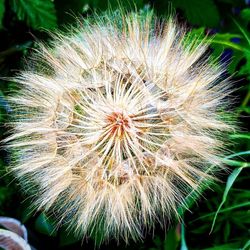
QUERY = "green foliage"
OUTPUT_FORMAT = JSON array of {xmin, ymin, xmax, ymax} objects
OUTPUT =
[
  {"xmin": 54, "ymin": 0, "xmax": 89, "ymax": 26},
  {"xmin": 10, "ymin": 0, "xmax": 57, "ymax": 29},
  {"xmin": 180, "ymin": 224, "xmax": 188, "ymax": 250},
  {"xmin": 34, "ymin": 213, "xmax": 57, "ymax": 237},
  {"xmin": 0, "ymin": 0, "xmax": 5, "ymax": 28},
  {"xmin": 59, "ymin": 228, "xmax": 80, "ymax": 247},
  {"xmin": 239, "ymin": 50, "xmax": 250, "ymax": 78},
  {"xmin": 241, "ymin": 8, "xmax": 250, "ymax": 23},
  {"xmin": 210, "ymin": 167, "xmax": 245, "ymax": 233},
  {"xmin": 172, "ymin": 0, "xmax": 220, "ymax": 27}
]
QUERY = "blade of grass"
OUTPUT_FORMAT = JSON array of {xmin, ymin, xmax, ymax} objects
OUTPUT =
[
  {"xmin": 180, "ymin": 224, "xmax": 188, "ymax": 250},
  {"xmin": 230, "ymin": 134, "xmax": 250, "ymax": 140},
  {"xmin": 178, "ymin": 151, "xmax": 250, "ymax": 216},
  {"xmin": 233, "ymin": 18, "xmax": 250, "ymax": 46},
  {"xmin": 190, "ymin": 201, "xmax": 250, "ymax": 223},
  {"xmin": 209, "ymin": 167, "xmax": 243, "ymax": 233},
  {"xmin": 242, "ymin": 240, "xmax": 250, "ymax": 250},
  {"xmin": 222, "ymin": 159, "xmax": 250, "ymax": 168},
  {"xmin": 224, "ymin": 150, "xmax": 250, "ymax": 158}
]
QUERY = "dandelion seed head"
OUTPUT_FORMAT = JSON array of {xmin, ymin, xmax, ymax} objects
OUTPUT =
[{"xmin": 4, "ymin": 11, "xmax": 234, "ymax": 243}]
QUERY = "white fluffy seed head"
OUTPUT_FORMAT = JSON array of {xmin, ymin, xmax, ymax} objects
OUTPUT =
[{"xmin": 4, "ymin": 11, "xmax": 234, "ymax": 243}]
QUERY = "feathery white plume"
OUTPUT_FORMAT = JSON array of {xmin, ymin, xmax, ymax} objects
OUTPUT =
[{"xmin": 4, "ymin": 11, "xmax": 234, "ymax": 242}]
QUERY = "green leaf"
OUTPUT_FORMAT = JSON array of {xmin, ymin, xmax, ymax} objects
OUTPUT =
[
  {"xmin": 191, "ymin": 202, "xmax": 250, "ymax": 223},
  {"xmin": 34, "ymin": 213, "xmax": 57, "ymax": 237},
  {"xmin": 223, "ymin": 159, "xmax": 250, "ymax": 168},
  {"xmin": 0, "ymin": 0, "xmax": 5, "ymax": 29},
  {"xmin": 238, "ymin": 49, "xmax": 250, "ymax": 78},
  {"xmin": 54, "ymin": 0, "xmax": 88, "ymax": 26},
  {"xmin": 59, "ymin": 228, "xmax": 80, "ymax": 247},
  {"xmin": 172, "ymin": 0, "xmax": 220, "ymax": 27},
  {"xmin": 180, "ymin": 224, "xmax": 188, "ymax": 250},
  {"xmin": 20, "ymin": 203, "xmax": 35, "ymax": 223},
  {"xmin": 90, "ymin": 0, "xmax": 144, "ymax": 10},
  {"xmin": 153, "ymin": 235, "xmax": 162, "ymax": 249},
  {"xmin": 209, "ymin": 33, "xmax": 243, "ymax": 52},
  {"xmin": 10, "ymin": 0, "xmax": 57, "ymax": 30},
  {"xmin": 238, "ymin": 106, "xmax": 250, "ymax": 113},
  {"xmin": 241, "ymin": 8, "xmax": 250, "ymax": 22},
  {"xmin": 208, "ymin": 33, "xmax": 244, "ymax": 74},
  {"xmin": 163, "ymin": 227, "xmax": 179, "ymax": 250},
  {"xmin": 210, "ymin": 167, "xmax": 243, "ymax": 233},
  {"xmin": 233, "ymin": 18, "xmax": 250, "ymax": 46},
  {"xmin": 185, "ymin": 28, "xmax": 244, "ymax": 74},
  {"xmin": 230, "ymin": 134, "xmax": 250, "ymax": 140},
  {"xmin": 203, "ymin": 243, "xmax": 241, "ymax": 250},
  {"xmin": 0, "ymin": 187, "xmax": 12, "ymax": 205},
  {"xmin": 223, "ymin": 221, "xmax": 230, "ymax": 242},
  {"xmin": 224, "ymin": 151, "xmax": 250, "ymax": 158},
  {"xmin": 242, "ymin": 240, "xmax": 250, "ymax": 250}
]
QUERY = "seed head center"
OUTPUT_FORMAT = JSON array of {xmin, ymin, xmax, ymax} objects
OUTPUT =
[{"xmin": 106, "ymin": 112, "xmax": 131, "ymax": 138}]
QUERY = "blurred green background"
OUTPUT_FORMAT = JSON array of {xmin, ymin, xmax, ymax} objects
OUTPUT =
[{"xmin": 0, "ymin": 0, "xmax": 249, "ymax": 249}]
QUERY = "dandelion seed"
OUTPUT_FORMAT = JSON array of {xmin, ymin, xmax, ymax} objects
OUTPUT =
[{"xmin": 4, "ymin": 11, "xmax": 234, "ymax": 243}]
